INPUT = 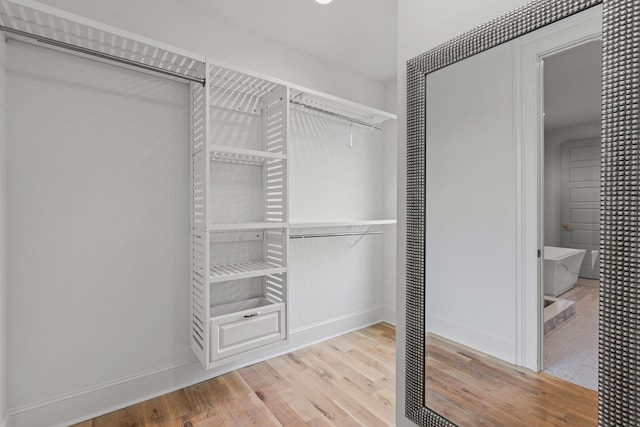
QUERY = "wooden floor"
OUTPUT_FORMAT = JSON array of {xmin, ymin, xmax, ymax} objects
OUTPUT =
[
  {"xmin": 74, "ymin": 325, "xmax": 599, "ymax": 427},
  {"xmin": 425, "ymin": 333, "xmax": 599, "ymax": 426},
  {"xmin": 73, "ymin": 323, "xmax": 396, "ymax": 427}
]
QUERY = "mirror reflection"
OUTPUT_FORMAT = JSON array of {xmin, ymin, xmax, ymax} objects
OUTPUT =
[
  {"xmin": 542, "ymin": 40, "xmax": 602, "ymax": 390},
  {"xmin": 423, "ymin": 6, "xmax": 602, "ymax": 426}
]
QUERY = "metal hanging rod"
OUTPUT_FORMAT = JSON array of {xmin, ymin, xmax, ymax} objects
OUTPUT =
[
  {"xmin": 289, "ymin": 230, "xmax": 383, "ymax": 239},
  {"xmin": 1, "ymin": 25, "xmax": 206, "ymax": 85},
  {"xmin": 290, "ymin": 99, "xmax": 383, "ymax": 131}
]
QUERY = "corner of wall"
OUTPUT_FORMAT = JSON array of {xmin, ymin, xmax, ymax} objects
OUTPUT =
[
  {"xmin": 0, "ymin": 33, "xmax": 10, "ymax": 427},
  {"xmin": 383, "ymin": 78, "xmax": 398, "ymax": 327}
]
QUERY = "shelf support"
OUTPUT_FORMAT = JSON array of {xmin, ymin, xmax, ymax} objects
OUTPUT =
[
  {"xmin": 349, "ymin": 225, "xmax": 375, "ymax": 247},
  {"xmin": 289, "ymin": 227, "xmax": 383, "ymax": 245}
]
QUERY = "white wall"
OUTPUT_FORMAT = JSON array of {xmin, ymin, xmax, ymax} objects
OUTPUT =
[
  {"xmin": 396, "ymin": 1, "xmax": 534, "ymax": 426},
  {"xmin": 7, "ymin": 41, "xmax": 191, "ymax": 424},
  {"xmin": 288, "ymin": 108, "xmax": 386, "ymax": 331},
  {"xmin": 544, "ymin": 122, "xmax": 601, "ymax": 247},
  {"xmin": 0, "ymin": 35, "xmax": 8, "ymax": 427},
  {"xmin": 35, "ymin": 0, "xmax": 387, "ymax": 111},
  {"xmin": 425, "ymin": 42, "xmax": 516, "ymax": 361}
]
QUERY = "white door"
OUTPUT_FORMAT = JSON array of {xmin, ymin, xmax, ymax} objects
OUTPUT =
[{"xmin": 560, "ymin": 138, "xmax": 600, "ymax": 278}]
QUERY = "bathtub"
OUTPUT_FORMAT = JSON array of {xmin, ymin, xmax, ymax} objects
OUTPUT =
[{"xmin": 543, "ymin": 246, "xmax": 587, "ymax": 297}]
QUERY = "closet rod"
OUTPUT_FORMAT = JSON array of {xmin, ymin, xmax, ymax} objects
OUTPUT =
[
  {"xmin": 290, "ymin": 231, "xmax": 383, "ymax": 239},
  {"xmin": 290, "ymin": 100, "xmax": 383, "ymax": 131},
  {"xmin": 1, "ymin": 25, "xmax": 206, "ymax": 85}
]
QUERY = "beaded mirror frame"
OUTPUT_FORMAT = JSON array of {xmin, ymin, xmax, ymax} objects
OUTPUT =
[{"xmin": 405, "ymin": 0, "xmax": 639, "ymax": 425}]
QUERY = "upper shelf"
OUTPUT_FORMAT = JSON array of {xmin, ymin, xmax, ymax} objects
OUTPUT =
[
  {"xmin": 208, "ymin": 62, "xmax": 286, "ymax": 114},
  {"xmin": 290, "ymin": 87, "xmax": 397, "ymax": 130},
  {"xmin": 0, "ymin": 0, "xmax": 205, "ymax": 83},
  {"xmin": 0, "ymin": 0, "xmax": 395, "ymax": 127},
  {"xmin": 289, "ymin": 220, "xmax": 397, "ymax": 229}
]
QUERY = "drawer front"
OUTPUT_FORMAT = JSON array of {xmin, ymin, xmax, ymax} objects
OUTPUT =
[{"xmin": 210, "ymin": 302, "xmax": 285, "ymax": 361}]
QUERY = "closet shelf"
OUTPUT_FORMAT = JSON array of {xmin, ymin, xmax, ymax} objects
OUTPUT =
[
  {"xmin": 289, "ymin": 220, "xmax": 396, "ymax": 229},
  {"xmin": 208, "ymin": 222, "xmax": 287, "ymax": 231},
  {"xmin": 0, "ymin": 0, "xmax": 205, "ymax": 83},
  {"xmin": 209, "ymin": 63, "xmax": 286, "ymax": 115},
  {"xmin": 209, "ymin": 261, "xmax": 286, "ymax": 283},
  {"xmin": 210, "ymin": 145, "xmax": 286, "ymax": 165},
  {"xmin": 290, "ymin": 88, "xmax": 396, "ymax": 128}
]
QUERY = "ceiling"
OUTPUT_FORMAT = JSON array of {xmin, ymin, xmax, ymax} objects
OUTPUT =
[
  {"xmin": 183, "ymin": 0, "xmax": 397, "ymax": 82},
  {"xmin": 544, "ymin": 40, "xmax": 602, "ymax": 131}
]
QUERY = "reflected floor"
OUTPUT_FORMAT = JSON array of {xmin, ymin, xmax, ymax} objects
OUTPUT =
[
  {"xmin": 544, "ymin": 278, "xmax": 599, "ymax": 390},
  {"xmin": 425, "ymin": 333, "xmax": 597, "ymax": 426}
]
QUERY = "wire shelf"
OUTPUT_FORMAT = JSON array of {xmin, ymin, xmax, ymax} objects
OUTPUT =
[
  {"xmin": 290, "ymin": 88, "xmax": 396, "ymax": 128},
  {"xmin": 210, "ymin": 145, "xmax": 286, "ymax": 165},
  {"xmin": 0, "ymin": 0, "xmax": 205, "ymax": 82},
  {"xmin": 209, "ymin": 64, "xmax": 285, "ymax": 114},
  {"xmin": 209, "ymin": 261, "xmax": 286, "ymax": 283}
]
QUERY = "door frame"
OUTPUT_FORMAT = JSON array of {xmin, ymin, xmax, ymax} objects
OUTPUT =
[{"xmin": 514, "ymin": 6, "xmax": 602, "ymax": 371}]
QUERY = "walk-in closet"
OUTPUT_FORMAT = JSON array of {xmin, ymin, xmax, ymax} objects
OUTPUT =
[{"xmin": 0, "ymin": 1, "xmax": 397, "ymax": 425}]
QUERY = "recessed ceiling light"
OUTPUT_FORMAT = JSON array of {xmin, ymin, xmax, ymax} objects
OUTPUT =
[{"xmin": 315, "ymin": 0, "xmax": 333, "ymax": 4}]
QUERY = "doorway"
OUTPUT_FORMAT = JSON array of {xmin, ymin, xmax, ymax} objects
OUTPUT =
[{"xmin": 540, "ymin": 39, "xmax": 602, "ymax": 390}]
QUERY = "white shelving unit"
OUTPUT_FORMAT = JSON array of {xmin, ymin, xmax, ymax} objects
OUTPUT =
[
  {"xmin": 189, "ymin": 66, "xmax": 397, "ymax": 368},
  {"xmin": 190, "ymin": 60, "xmax": 289, "ymax": 369},
  {"xmin": 0, "ymin": 0, "xmax": 397, "ymax": 370}
]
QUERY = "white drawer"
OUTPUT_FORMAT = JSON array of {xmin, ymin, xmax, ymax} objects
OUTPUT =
[{"xmin": 209, "ymin": 298, "xmax": 285, "ymax": 362}]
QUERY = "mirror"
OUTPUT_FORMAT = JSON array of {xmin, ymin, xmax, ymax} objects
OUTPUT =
[{"xmin": 405, "ymin": 0, "xmax": 639, "ymax": 426}]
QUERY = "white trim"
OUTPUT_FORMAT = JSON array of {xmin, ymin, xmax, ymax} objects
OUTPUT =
[
  {"xmin": 427, "ymin": 314, "xmax": 515, "ymax": 363},
  {"xmin": 8, "ymin": 307, "xmax": 385, "ymax": 427},
  {"xmin": 7, "ymin": 359, "xmax": 195, "ymax": 416},
  {"xmin": 0, "ymin": 33, "xmax": 8, "ymax": 427},
  {"xmin": 513, "ymin": 38, "xmax": 526, "ymax": 369},
  {"xmin": 515, "ymin": 5, "xmax": 602, "ymax": 372},
  {"xmin": 290, "ymin": 306, "xmax": 384, "ymax": 336}
]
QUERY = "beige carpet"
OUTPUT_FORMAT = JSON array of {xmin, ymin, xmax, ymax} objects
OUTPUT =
[{"xmin": 543, "ymin": 278, "xmax": 599, "ymax": 390}]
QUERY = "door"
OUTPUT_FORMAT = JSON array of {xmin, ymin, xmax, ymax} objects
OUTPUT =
[{"xmin": 560, "ymin": 138, "xmax": 600, "ymax": 278}]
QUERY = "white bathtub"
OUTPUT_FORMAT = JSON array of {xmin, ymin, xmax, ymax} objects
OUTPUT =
[{"xmin": 543, "ymin": 246, "xmax": 587, "ymax": 297}]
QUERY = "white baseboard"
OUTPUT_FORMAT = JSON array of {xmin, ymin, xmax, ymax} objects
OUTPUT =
[
  {"xmin": 9, "ymin": 307, "xmax": 385, "ymax": 427},
  {"xmin": 289, "ymin": 306, "xmax": 385, "ymax": 345},
  {"xmin": 427, "ymin": 314, "xmax": 515, "ymax": 364}
]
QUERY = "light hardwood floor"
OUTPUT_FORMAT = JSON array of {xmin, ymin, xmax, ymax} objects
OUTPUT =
[
  {"xmin": 74, "ymin": 323, "xmax": 599, "ymax": 427},
  {"xmin": 426, "ymin": 333, "xmax": 599, "ymax": 426},
  {"xmin": 73, "ymin": 323, "xmax": 396, "ymax": 427}
]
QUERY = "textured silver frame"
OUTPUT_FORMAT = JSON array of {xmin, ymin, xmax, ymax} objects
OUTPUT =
[{"xmin": 406, "ymin": 0, "xmax": 639, "ymax": 425}]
